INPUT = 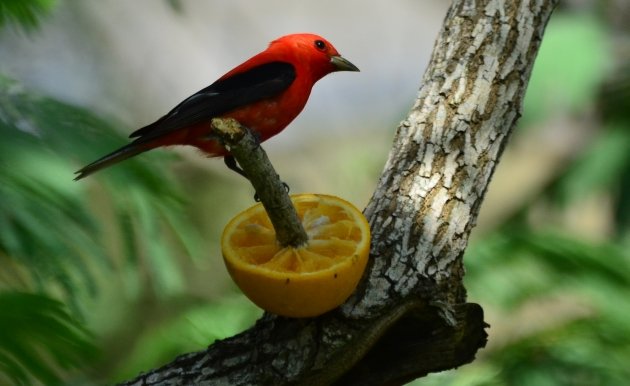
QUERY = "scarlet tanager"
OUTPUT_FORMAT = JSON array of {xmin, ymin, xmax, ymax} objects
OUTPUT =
[{"xmin": 74, "ymin": 33, "xmax": 359, "ymax": 180}]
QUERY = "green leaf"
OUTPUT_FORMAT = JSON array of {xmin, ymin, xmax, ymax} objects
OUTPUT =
[
  {"xmin": 0, "ymin": 75, "xmax": 202, "ymax": 305},
  {"xmin": 463, "ymin": 225, "xmax": 630, "ymax": 386},
  {"xmin": 0, "ymin": 0, "xmax": 57, "ymax": 30},
  {"xmin": 550, "ymin": 124, "xmax": 630, "ymax": 206},
  {"xmin": 111, "ymin": 296, "xmax": 260, "ymax": 383},
  {"xmin": 0, "ymin": 291, "xmax": 97, "ymax": 385},
  {"xmin": 523, "ymin": 13, "xmax": 611, "ymax": 124}
]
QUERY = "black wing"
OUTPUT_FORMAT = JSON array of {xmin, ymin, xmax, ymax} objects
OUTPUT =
[{"xmin": 129, "ymin": 61, "xmax": 296, "ymax": 142}]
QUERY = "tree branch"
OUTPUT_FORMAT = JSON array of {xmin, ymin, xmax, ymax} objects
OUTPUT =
[
  {"xmin": 210, "ymin": 118, "xmax": 308, "ymax": 247},
  {"xmin": 120, "ymin": 0, "xmax": 559, "ymax": 384}
]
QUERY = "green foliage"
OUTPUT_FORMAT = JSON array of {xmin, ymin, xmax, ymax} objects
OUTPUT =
[
  {"xmin": 411, "ymin": 227, "xmax": 630, "ymax": 386},
  {"xmin": 0, "ymin": 76, "xmax": 200, "ymax": 302},
  {"xmin": 0, "ymin": 0, "xmax": 57, "ymax": 30},
  {"xmin": 598, "ymin": 66, "xmax": 630, "ymax": 236},
  {"xmin": 112, "ymin": 296, "xmax": 260, "ymax": 382},
  {"xmin": 599, "ymin": 64, "xmax": 630, "ymax": 124},
  {"xmin": 474, "ymin": 231, "xmax": 630, "ymax": 386},
  {"xmin": 1, "ymin": 77, "xmax": 100, "ymax": 303},
  {"xmin": 523, "ymin": 14, "xmax": 610, "ymax": 124},
  {"xmin": 0, "ymin": 75, "xmax": 205, "ymax": 382},
  {"xmin": 549, "ymin": 123, "xmax": 630, "ymax": 207},
  {"xmin": 0, "ymin": 292, "xmax": 97, "ymax": 386}
]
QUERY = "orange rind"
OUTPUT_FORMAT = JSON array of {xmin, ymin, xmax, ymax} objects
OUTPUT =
[{"xmin": 221, "ymin": 194, "xmax": 370, "ymax": 317}]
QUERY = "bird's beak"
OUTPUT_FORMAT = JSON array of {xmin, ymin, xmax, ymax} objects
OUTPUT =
[{"xmin": 330, "ymin": 55, "xmax": 360, "ymax": 72}]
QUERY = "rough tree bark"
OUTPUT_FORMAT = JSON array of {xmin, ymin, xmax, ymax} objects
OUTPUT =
[{"xmin": 121, "ymin": 0, "xmax": 559, "ymax": 385}]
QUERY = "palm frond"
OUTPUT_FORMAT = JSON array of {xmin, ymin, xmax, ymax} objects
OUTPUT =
[
  {"xmin": 0, "ymin": 75, "xmax": 201, "ymax": 304},
  {"xmin": 0, "ymin": 292, "xmax": 97, "ymax": 385},
  {"xmin": 0, "ymin": 0, "xmax": 57, "ymax": 30}
]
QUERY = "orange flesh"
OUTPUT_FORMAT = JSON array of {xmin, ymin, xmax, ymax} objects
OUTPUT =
[{"xmin": 228, "ymin": 200, "xmax": 363, "ymax": 271}]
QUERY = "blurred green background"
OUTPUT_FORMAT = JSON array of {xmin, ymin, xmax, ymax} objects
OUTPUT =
[{"xmin": 1, "ymin": 1, "xmax": 629, "ymax": 385}]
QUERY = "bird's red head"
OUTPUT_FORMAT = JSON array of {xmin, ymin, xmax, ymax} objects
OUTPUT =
[{"xmin": 269, "ymin": 33, "xmax": 359, "ymax": 82}]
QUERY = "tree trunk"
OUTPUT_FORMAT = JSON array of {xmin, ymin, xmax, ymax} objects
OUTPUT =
[{"xmin": 120, "ymin": 0, "xmax": 559, "ymax": 385}]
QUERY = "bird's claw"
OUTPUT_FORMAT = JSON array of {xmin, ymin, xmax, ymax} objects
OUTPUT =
[{"xmin": 224, "ymin": 156, "xmax": 248, "ymax": 179}]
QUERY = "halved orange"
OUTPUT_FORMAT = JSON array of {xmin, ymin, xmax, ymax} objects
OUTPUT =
[{"xmin": 221, "ymin": 194, "xmax": 370, "ymax": 318}]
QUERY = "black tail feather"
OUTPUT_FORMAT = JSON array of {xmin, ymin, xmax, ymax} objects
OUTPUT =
[{"xmin": 74, "ymin": 143, "xmax": 148, "ymax": 180}]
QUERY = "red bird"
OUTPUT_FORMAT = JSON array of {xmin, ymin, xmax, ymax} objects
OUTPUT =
[{"xmin": 74, "ymin": 33, "xmax": 358, "ymax": 180}]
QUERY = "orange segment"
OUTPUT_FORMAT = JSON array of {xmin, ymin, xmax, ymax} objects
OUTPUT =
[{"xmin": 221, "ymin": 194, "xmax": 371, "ymax": 317}]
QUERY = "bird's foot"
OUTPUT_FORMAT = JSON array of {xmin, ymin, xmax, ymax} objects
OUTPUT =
[{"xmin": 224, "ymin": 155, "xmax": 248, "ymax": 179}]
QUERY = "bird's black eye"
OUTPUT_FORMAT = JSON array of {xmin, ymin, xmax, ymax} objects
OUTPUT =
[{"xmin": 314, "ymin": 40, "xmax": 326, "ymax": 51}]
